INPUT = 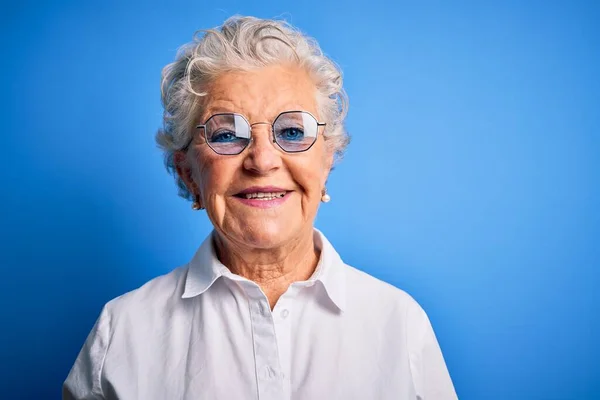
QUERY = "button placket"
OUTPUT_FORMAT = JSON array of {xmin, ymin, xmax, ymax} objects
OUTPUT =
[
  {"xmin": 273, "ymin": 293, "xmax": 294, "ymax": 399},
  {"xmin": 245, "ymin": 283, "xmax": 285, "ymax": 400}
]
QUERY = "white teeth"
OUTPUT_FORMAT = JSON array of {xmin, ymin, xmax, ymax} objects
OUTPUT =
[{"xmin": 244, "ymin": 192, "xmax": 286, "ymax": 200}]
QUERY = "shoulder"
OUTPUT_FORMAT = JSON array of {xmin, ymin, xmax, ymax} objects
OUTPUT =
[
  {"xmin": 342, "ymin": 267, "xmax": 459, "ymax": 398},
  {"xmin": 343, "ymin": 263, "xmax": 421, "ymax": 310},
  {"xmin": 104, "ymin": 265, "xmax": 189, "ymax": 323},
  {"xmin": 341, "ymin": 263, "xmax": 430, "ymax": 331},
  {"xmin": 63, "ymin": 267, "xmax": 190, "ymax": 398}
]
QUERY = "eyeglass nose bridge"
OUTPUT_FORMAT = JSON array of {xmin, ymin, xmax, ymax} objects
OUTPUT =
[{"xmin": 249, "ymin": 121, "xmax": 277, "ymax": 143}]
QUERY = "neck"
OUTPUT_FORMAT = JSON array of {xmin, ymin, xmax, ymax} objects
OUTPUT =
[{"xmin": 214, "ymin": 227, "xmax": 319, "ymax": 309}]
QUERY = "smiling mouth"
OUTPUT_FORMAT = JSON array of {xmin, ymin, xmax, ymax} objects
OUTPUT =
[{"xmin": 234, "ymin": 191, "xmax": 288, "ymax": 200}]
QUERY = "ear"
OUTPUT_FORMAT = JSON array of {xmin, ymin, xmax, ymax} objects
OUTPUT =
[{"xmin": 174, "ymin": 151, "xmax": 198, "ymax": 196}]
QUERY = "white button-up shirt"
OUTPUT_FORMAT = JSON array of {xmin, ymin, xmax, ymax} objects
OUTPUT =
[{"xmin": 64, "ymin": 230, "xmax": 457, "ymax": 399}]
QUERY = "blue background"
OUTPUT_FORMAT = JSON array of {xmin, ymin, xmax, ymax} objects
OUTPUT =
[{"xmin": 1, "ymin": 1, "xmax": 598, "ymax": 399}]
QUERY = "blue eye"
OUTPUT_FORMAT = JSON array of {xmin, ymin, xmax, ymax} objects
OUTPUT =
[
  {"xmin": 279, "ymin": 128, "xmax": 304, "ymax": 141},
  {"xmin": 211, "ymin": 130, "xmax": 237, "ymax": 143}
]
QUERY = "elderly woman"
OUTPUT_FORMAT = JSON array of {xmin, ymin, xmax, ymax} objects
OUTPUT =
[{"xmin": 64, "ymin": 16, "xmax": 457, "ymax": 400}]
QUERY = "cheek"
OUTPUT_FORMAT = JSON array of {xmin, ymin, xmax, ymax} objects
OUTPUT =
[
  {"xmin": 292, "ymin": 152, "xmax": 329, "ymax": 198},
  {"xmin": 194, "ymin": 153, "xmax": 233, "ymax": 197},
  {"xmin": 309, "ymin": 141, "xmax": 331, "ymax": 184}
]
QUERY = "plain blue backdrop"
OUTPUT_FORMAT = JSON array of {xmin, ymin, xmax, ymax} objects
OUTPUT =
[{"xmin": 1, "ymin": 0, "xmax": 599, "ymax": 399}]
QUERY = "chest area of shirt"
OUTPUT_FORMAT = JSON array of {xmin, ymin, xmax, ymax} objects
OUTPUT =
[{"xmin": 103, "ymin": 283, "xmax": 413, "ymax": 399}]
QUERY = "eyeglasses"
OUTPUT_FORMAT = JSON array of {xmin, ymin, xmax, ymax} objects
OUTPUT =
[{"xmin": 185, "ymin": 110, "xmax": 326, "ymax": 155}]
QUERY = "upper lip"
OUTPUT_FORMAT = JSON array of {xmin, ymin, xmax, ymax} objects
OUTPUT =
[{"xmin": 236, "ymin": 186, "xmax": 290, "ymax": 195}]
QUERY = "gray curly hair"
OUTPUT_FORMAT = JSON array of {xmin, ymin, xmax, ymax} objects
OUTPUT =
[{"xmin": 155, "ymin": 16, "xmax": 349, "ymax": 201}]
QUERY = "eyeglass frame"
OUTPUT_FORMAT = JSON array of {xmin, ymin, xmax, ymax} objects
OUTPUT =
[{"xmin": 182, "ymin": 110, "xmax": 327, "ymax": 155}]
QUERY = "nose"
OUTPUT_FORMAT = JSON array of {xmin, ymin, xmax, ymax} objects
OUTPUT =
[{"xmin": 242, "ymin": 124, "xmax": 282, "ymax": 174}]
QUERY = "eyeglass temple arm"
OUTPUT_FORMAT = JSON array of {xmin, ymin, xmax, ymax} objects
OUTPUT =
[{"xmin": 181, "ymin": 125, "xmax": 206, "ymax": 151}]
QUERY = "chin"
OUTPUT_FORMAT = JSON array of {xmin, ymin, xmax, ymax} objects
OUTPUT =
[{"xmin": 236, "ymin": 219, "xmax": 296, "ymax": 249}]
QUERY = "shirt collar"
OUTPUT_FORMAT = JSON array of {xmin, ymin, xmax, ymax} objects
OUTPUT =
[{"xmin": 182, "ymin": 229, "xmax": 346, "ymax": 312}]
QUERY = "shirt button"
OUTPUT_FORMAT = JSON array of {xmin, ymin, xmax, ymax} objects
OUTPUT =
[
  {"xmin": 260, "ymin": 302, "xmax": 270, "ymax": 316},
  {"xmin": 263, "ymin": 366, "xmax": 277, "ymax": 379},
  {"xmin": 280, "ymin": 309, "xmax": 289, "ymax": 319}
]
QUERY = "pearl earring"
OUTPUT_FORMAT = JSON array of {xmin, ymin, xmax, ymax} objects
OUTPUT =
[
  {"xmin": 191, "ymin": 195, "xmax": 204, "ymax": 210},
  {"xmin": 321, "ymin": 188, "xmax": 331, "ymax": 203}
]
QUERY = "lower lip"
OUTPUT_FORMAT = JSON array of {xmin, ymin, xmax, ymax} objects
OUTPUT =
[{"xmin": 234, "ymin": 192, "xmax": 291, "ymax": 208}]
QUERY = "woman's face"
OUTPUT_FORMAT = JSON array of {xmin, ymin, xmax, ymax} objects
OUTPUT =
[{"xmin": 177, "ymin": 64, "xmax": 333, "ymax": 249}]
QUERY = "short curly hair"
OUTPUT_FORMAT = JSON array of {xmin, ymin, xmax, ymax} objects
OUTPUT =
[{"xmin": 155, "ymin": 16, "xmax": 349, "ymax": 201}]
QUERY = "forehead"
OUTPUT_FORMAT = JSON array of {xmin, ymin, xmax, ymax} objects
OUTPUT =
[{"xmin": 201, "ymin": 64, "xmax": 319, "ymax": 122}]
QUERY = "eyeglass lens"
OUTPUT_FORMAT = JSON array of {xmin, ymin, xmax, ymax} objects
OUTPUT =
[{"xmin": 204, "ymin": 112, "xmax": 318, "ymax": 155}]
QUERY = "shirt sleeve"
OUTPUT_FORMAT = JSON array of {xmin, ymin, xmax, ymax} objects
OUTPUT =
[
  {"xmin": 63, "ymin": 305, "xmax": 110, "ymax": 400},
  {"xmin": 407, "ymin": 299, "xmax": 458, "ymax": 400}
]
